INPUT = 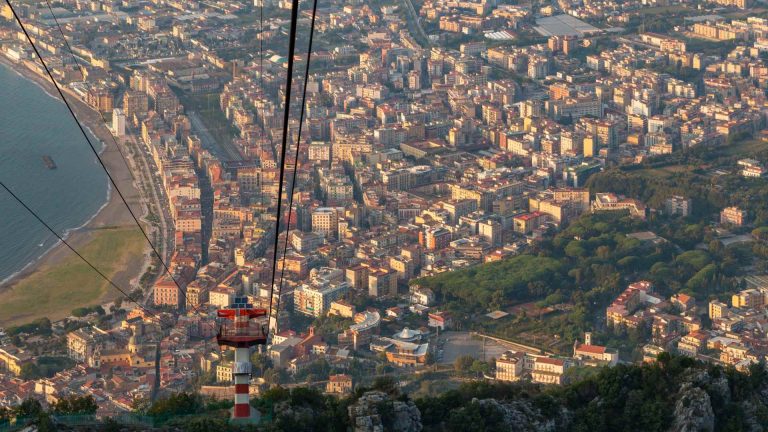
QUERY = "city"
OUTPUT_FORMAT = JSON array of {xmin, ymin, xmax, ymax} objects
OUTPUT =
[{"xmin": 0, "ymin": 0, "xmax": 768, "ymax": 429}]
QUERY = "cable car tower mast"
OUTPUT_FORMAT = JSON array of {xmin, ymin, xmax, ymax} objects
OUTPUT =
[{"xmin": 216, "ymin": 297, "xmax": 267, "ymax": 421}]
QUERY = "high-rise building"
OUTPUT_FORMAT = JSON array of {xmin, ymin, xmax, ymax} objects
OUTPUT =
[
  {"xmin": 312, "ymin": 207, "xmax": 339, "ymax": 239},
  {"xmin": 478, "ymin": 219, "xmax": 502, "ymax": 246},
  {"xmin": 294, "ymin": 280, "xmax": 349, "ymax": 317},
  {"xmin": 421, "ymin": 226, "xmax": 451, "ymax": 250},
  {"xmin": 664, "ymin": 195, "xmax": 692, "ymax": 217},
  {"xmin": 112, "ymin": 108, "xmax": 126, "ymax": 136},
  {"xmin": 123, "ymin": 90, "xmax": 149, "ymax": 119}
]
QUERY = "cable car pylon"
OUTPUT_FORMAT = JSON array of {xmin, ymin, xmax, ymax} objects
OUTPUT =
[{"xmin": 216, "ymin": 296, "xmax": 268, "ymax": 421}]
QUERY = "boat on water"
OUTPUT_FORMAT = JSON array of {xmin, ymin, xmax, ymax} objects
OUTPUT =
[{"xmin": 42, "ymin": 155, "xmax": 56, "ymax": 169}]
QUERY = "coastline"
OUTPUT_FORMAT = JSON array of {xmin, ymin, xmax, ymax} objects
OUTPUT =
[{"xmin": 0, "ymin": 55, "xmax": 151, "ymax": 320}]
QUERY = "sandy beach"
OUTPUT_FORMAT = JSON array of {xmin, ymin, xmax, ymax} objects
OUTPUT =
[{"xmin": 0, "ymin": 55, "xmax": 152, "ymax": 324}]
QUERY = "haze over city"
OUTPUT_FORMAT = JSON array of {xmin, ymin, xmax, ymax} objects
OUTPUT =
[{"xmin": 1, "ymin": 0, "xmax": 768, "ymax": 429}]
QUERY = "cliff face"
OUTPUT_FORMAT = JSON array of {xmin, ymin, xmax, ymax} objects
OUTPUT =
[
  {"xmin": 464, "ymin": 398, "xmax": 568, "ymax": 432},
  {"xmin": 349, "ymin": 391, "xmax": 422, "ymax": 432},
  {"xmin": 670, "ymin": 383, "xmax": 715, "ymax": 432},
  {"xmin": 667, "ymin": 368, "xmax": 768, "ymax": 432}
]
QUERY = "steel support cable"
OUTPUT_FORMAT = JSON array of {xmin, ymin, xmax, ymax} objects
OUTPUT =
[
  {"xmin": 5, "ymin": 0, "xmax": 202, "ymax": 314},
  {"xmin": 0, "ymin": 181, "xmax": 177, "ymax": 328},
  {"xmin": 43, "ymin": 0, "xmax": 136, "ymax": 183},
  {"xmin": 259, "ymin": 0, "xmax": 264, "ymax": 89},
  {"xmin": 267, "ymin": 0, "xmax": 301, "ymax": 335},
  {"xmin": 3, "ymin": 181, "xmax": 193, "ymax": 404},
  {"xmin": 273, "ymin": 0, "xmax": 318, "ymax": 336},
  {"xmin": 39, "ymin": 0, "xmax": 201, "ymax": 311}
]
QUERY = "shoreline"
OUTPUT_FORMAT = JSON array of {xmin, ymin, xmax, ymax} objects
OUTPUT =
[{"xmin": 0, "ymin": 55, "xmax": 151, "ymax": 316}]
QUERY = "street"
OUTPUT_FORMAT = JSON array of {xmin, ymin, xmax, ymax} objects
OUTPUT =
[
  {"xmin": 187, "ymin": 110, "xmax": 244, "ymax": 162},
  {"xmin": 123, "ymin": 135, "xmax": 175, "ymax": 304}
]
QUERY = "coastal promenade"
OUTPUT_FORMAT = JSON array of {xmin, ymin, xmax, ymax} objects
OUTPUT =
[{"xmin": 0, "ymin": 55, "xmax": 159, "ymax": 325}]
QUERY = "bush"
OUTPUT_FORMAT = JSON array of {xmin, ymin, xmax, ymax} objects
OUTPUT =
[
  {"xmin": 454, "ymin": 355, "xmax": 474, "ymax": 373},
  {"xmin": 52, "ymin": 395, "xmax": 98, "ymax": 415}
]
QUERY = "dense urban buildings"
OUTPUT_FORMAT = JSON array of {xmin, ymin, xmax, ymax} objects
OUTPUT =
[{"xmin": 3, "ymin": 0, "xmax": 768, "ymax": 427}]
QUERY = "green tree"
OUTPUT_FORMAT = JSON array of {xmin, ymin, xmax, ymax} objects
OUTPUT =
[
  {"xmin": 454, "ymin": 355, "xmax": 474, "ymax": 373},
  {"xmin": 15, "ymin": 398, "xmax": 43, "ymax": 418},
  {"xmin": 752, "ymin": 226, "xmax": 768, "ymax": 241},
  {"xmin": 469, "ymin": 360, "xmax": 490, "ymax": 375},
  {"xmin": 52, "ymin": 395, "xmax": 98, "ymax": 415},
  {"xmin": 147, "ymin": 392, "xmax": 203, "ymax": 417},
  {"xmin": 19, "ymin": 363, "xmax": 43, "ymax": 380}
]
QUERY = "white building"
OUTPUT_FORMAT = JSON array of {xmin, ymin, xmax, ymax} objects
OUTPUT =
[{"xmin": 112, "ymin": 108, "xmax": 126, "ymax": 136}]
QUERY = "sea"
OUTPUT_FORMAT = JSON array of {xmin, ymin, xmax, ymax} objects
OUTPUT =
[{"xmin": 0, "ymin": 62, "xmax": 109, "ymax": 285}]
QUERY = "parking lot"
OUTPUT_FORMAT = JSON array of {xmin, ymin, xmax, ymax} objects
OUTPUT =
[{"xmin": 437, "ymin": 331, "xmax": 510, "ymax": 364}]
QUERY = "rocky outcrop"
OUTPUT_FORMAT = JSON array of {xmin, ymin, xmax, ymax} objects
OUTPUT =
[
  {"xmin": 461, "ymin": 398, "xmax": 567, "ymax": 432},
  {"xmin": 670, "ymin": 382, "xmax": 714, "ymax": 432},
  {"xmin": 348, "ymin": 391, "xmax": 422, "ymax": 432},
  {"xmin": 272, "ymin": 400, "xmax": 317, "ymax": 428}
]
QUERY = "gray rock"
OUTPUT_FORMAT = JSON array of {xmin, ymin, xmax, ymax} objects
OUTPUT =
[
  {"xmin": 465, "ymin": 398, "xmax": 567, "ymax": 432},
  {"xmin": 348, "ymin": 391, "xmax": 422, "ymax": 432},
  {"xmin": 669, "ymin": 382, "xmax": 714, "ymax": 432}
]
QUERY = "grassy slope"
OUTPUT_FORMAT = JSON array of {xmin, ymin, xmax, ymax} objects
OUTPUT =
[{"xmin": 0, "ymin": 228, "xmax": 145, "ymax": 326}]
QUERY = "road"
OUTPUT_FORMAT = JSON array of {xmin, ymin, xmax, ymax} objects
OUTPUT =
[
  {"xmin": 188, "ymin": 110, "xmax": 244, "ymax": 162},
  {"xmin": 124, "ymin": 135, "xmax": 174, "ymax": 304},
  {"xmin": 195, "ymin": 162, "xmax": 213, "ymax": 265},
  {"xmin": 470, "ymin": 332, "xmax": 554, "ymax": 356},
  {"xmin": 438, "ymin": 331, "xmax": 511, "ymax": 364},
  {"xmin": 616, "ymin": 36, "xmax": 659, "ymax": 51},
  {"xmin": 401, "ymin": 0, "xmax": 430, "ymax": 47}
]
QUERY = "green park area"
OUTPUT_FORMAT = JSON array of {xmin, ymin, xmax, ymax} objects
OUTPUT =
[
  {"xmin": 413, "ymin": 137, "xmax": 768, "ymax": 357},
  {"xmin": 0, "ymin": 228, "xmax": 145, "ymax": 326}
]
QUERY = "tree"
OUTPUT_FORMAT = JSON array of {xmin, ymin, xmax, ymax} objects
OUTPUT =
[
  {"xmin": 71, "ymin": 308, "xmax": 90, "ymax": 318},
  {"xmin": 174, "ymin": 417, "xmax": 229, "ymax": 432},
  {"xmin": 131, "ymin": 396, "xmax": 151, "ymax": 414},
  {"xmin": 371, "ymin": 376, "xmax": 399, "ymax": 396},
  {"xmin": 470, "ymin": 360, "xmax": 489, "ymax": 375},
  {"xmin": 147, "ymin": 392, "xmax": 203, "ymax": 417},
  {"xmin": 19, "ymin": 363, "xmax": 43, "ymax": 380},
  {"xmin": 454, "ymin": 355, "xmax": 474, "ymax": 373},
  {"xmin": 52, "ymin": 395, "xmax": 98, "ymax": 415},
  {"xmin": 36, "ymin": 413, "xmax": 55, "ymax": 432},
  {"xmin": 250, "ymin": 352, "xmax": 273, "ymax": 374},
  {"xmin": 263, "ymin": 368, "xmax": 282, "ymax": 386},
  {"xmin": 446, "ymin": 400, "xmax": 508, "ymax": 432},
  {"xmin": 752, "ymin": 227, "xmax": 768, "ymax": 240},
  {"xmin": 708, "ymin": 240, "xmax": 723, "ymax": 255},
  {"xmin": 565, "ymin": 240, "xmax": 587, "ymax": 258},
  {"xmin": 375, "ymin": 363, "xmax": 387, "ymax": 375},
  {"xmin": 15, "ymin": 398, "xmax": 43, "ymax": 418}
]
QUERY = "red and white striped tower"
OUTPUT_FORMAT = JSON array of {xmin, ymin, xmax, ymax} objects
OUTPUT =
[{"xmin": 216, "ymin": 298, "xmax": 267, "ymax": 421}]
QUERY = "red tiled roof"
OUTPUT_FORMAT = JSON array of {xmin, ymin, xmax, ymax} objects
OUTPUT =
[
  {"xmin": 577, "ymin": 344, "xmax": 607, "ymax": 355},
  {"xmin": 536, "ymin": 357, "xmax": 565, "ymax": 366}
]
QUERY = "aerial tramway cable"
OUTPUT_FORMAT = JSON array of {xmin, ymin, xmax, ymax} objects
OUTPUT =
[
  {"xmin": 38, "ymin": 0, "xmax": 206, "ymax": 314},
  {"xmin": 273, "ymin": 0, "xmax": 319, "ymax": 336},
  {"xmin": 266, "ymin": 0, "xmax": 302, "ymax": 336},
  {"xmin": 0, "ymin": 181, "xmax": 169, "ymax": 326},
  {"xmin": 1, "ymin": 180, "xmax": 183, "ymax": 402},
  {"xmin": 42, "ymin": 0, "xmax": 136, "ymax": 184},
  {"xmin": 5, "ymin": 0, "xmax": 202, "ymax": 314}
]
